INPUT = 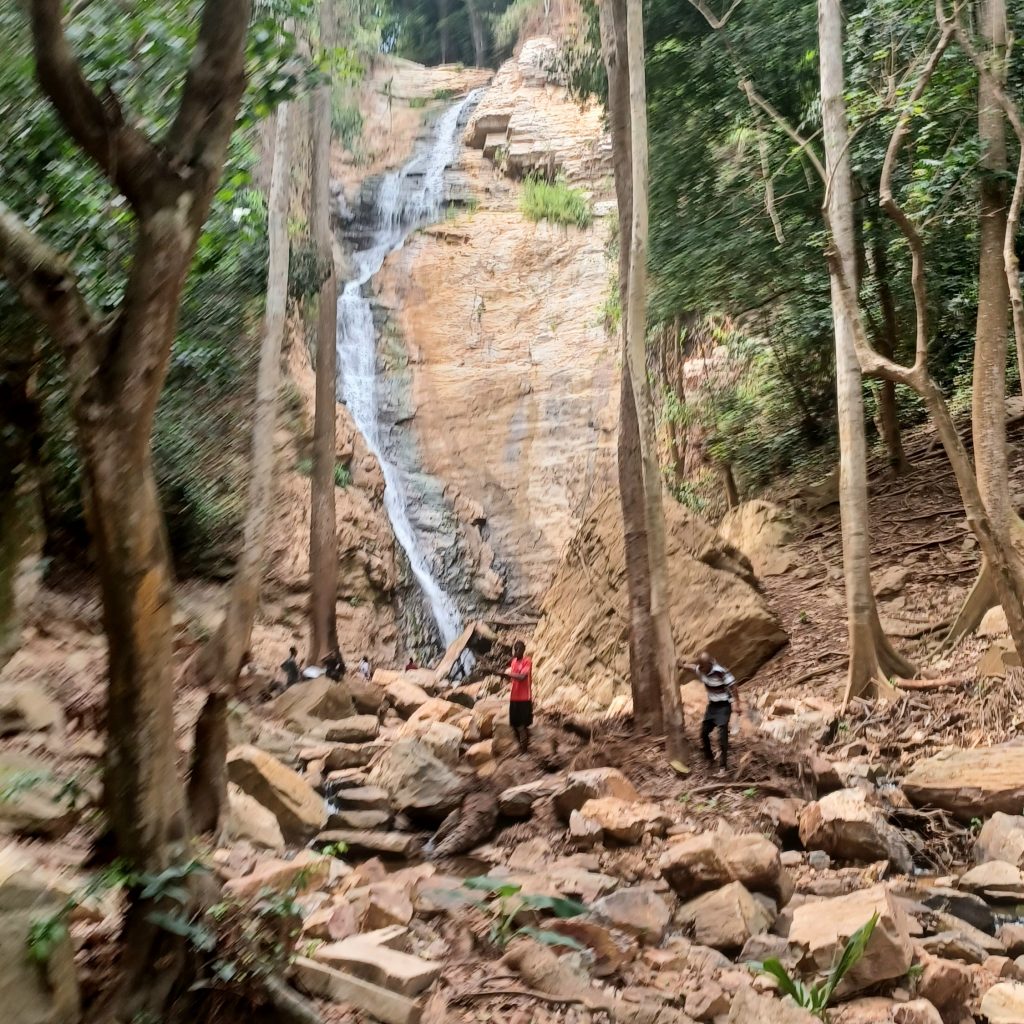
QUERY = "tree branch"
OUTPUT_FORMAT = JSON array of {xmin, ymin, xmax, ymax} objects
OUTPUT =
[
  {"xmin": 739, "ymin": 80, "xmax": 827, "ymax": 182},
  {"xmin": 28, "ymin": 0, "xmax": 168, "ymax": 213},
  {"xmin": 878, "ymin": 23, "xmax": 955, "ymax": 371},
  {"xmin": 685, "ymin": 0, "xmax": 744, "ymax": 30}
]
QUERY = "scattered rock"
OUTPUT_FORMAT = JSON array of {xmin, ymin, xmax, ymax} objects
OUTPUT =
[
  {"xmin": 789, "ymin": 885, "xmax": 912, "ymax": 995},
  {"xmin": 726, "ymin": 986, "xmax": 818, "ymax": 1023},
  {"xmin": 321, "ymin": 743, "xmax": 378, "ymax": 772},
  {"xmin": 312, "ymin": 715, "xmax": 380, "ymax": 743},
  {"xmin": 978, "ymin": 639, "xmax": 1021, "ymax": 680},
  {"xmin": 921, "ymin": 887, "xmax": 994, "ymax": 935},
  {"xmin": 315, "ymin": 929, "xmax": 441, "ymax": 996},
  {"xmin": 465, "ymin": 739, "xmax": 493, "ymax": 768},
  {"xmin": 267, "ymin": 679, "xmax": 354, "ymax": 723},
  {"xmin": 918, "ymin": 931, "xmax": 989, "ymax": 965},
  {"xmin": 1000, "ymin": 924, "xmax": 1024, "ymax": 957},
  {"xmin": 224, "ymin": 850, "xmax": 330, "ymax": 899},
  {"xmin": 761, "ymin": 797, "xmax": 805, "ymax": 844},
  {"xmin": 903, "ymin": 745, "xmax": 1024, "ymax": 819},
  {"xmin": 961, "ymin": 860, "xmax": 1024, "ymax": 901},
  {"xmin": 679, "ymin": 881, "xmax": 772, "ymax": 953},
  {"xmin": 0, "ymin": 683, "xmax": 63, "ymax": 736},
  {"xmin": 396, "ymin": 719, "xmax": 462, "ymax": 767},
  {"xmin": 980, "ymin": 981, "xmax": 1024, "ymax": 1024},
  {"xmin": 368, "ymin": 739, "xmax": 463, "ymax": 824},
  {"xmin": 425, "ymin": 792, "xmax": 497, "ymax": 857},
  {"xmin": 976, "ymin": 813, "xmax": 1024, "ymax": 867},
  {"xmin": 542, "ymin": 918, "xmax": 639, "ymax": 976},
  {"xmin": 568, "ymin": 808, "xmax": 604, "ymax": 848},
  {"xmin": 225, "ymin": 783, "xmax": 285, "ymax": 850},
  {"xmin": 293, "ymin": 955, "xmax": 423, "ymax": 1024},
  {"xmin": 385, "ymin": 678, "xmax": 432, "ymax": 718},
  {"xmin": 874, "ymin": 565, "xmax": 909, "ymax": 599},
  {"xmin": 659, "ymin": 831, "xmax": 783, "ymax": 900},
  {"xmin": 552, "ymin": 767, "xmax": 640, "ymax": 822},
  {"xmin": 226, "ymin": 745, "xmax": 326, "ymax": 843},
  {"xmin": 314, "ymin": 829, "xmax": 420, "ymax": 859},
  {"xmin": 326, "ymin": 808, "xmax": 392, "ymax": 830},
  {"xmin": 980, "ymin": 605, "xmax": 1010, "ymax": 637},
  {"xmin": 891, "ymin": 1000, "xmax": 943, "ymax": 1024},
  {"xmin": 916, "ymin": 951, "xmax": 972, "ymax": 1014},
  {"xmin": 0, "ymin": 847, "xmax": 80, "ymax": 1024},
  {"xmin": 798, "ymin": 788, "xmax": 913, "ymax": 873},
  {"xmin": 808, "ymin": 850, "xmax": 832, "ymax": 872},
  {"xmin": 592, "ymin": 886, "xmax": 671, "ymax": 945},
  {"xmin": 575, "ymin": 797, "xmax": 671, "ymax": 844}
]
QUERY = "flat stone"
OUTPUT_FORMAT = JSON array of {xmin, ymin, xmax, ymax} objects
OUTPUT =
[
  {"xmin": 268, "ymin": 679, "xmax": 354, "ymax": 722},
  {"xmin": 292, "ymin": 957, "xmax": 422, "ymax": 1024},
  {"xmin": 224, "ymin": 851, "xmax": 330, "ymax": 899},
  {"xmin": 498, "ymin": 779, "xmax": 554, "ymax": 817},
  {"xmin": 727, "ymin": 988, "xmax": 818, "ymax": 1023},
  {"xmin": 961, "ymin": 860, "xmax": 1024, "ymax": 900},
  {"xmin": 333, "ymin": 785, "xmax": 390, "ymax": 812},
  {"xmin": 315, "ymin": 931, "xmax": 441, "ymax": 996},
  {"xmin": 325, "ymin": 809, "xmax": 392, "ymax": 830},
  {"xmin": 921, "ymin": 886, "xmax": 994, "ymax": 935},
  {"xmin": 658, "ymin": 831, "xmax": 783, "ymax": 900},
  {"xmin": 592, "ymin": 886, "xmax": 671, "ymax": 945},
  {"xmin": 314, "ymin": 829, "xmax": 420, "ymax": 858},
  {"xmin": 312, "ymin": 715, "xmax": 380, "ymax": 743},
  {"xmin": 919, "ymin": 930, "xmax": 990, "ymax": 964},
  {"xmin": 903, "ymin": 746, "xmax": 1024, "ymax": 819}
]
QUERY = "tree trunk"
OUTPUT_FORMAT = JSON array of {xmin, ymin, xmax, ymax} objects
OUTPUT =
[
  {"xmin": 599, "ymin": 0, "xmax": 662, "ymax": 730},
  {"xmin": 438, "ymin": 0, "xmax": 450, "ymax": 63},
  {"xmin": 870, "ymin": 239, "xmax": 911, "ymax": 475},
  {"xmin": 818, "ymin": 0, "xmax": 914, "ymax": 702},
  {"xmin": 953, "ymin": 0, "xmax": 1024, "ymax": 638},
  {"xmin": 719, "ymin": 461, "xmax": 739, "ymax": 508},
  {"xmin": 309, "ymin": 0, "xmax": 340, "ymax": 665},
  {"xmin": 624, "ymin": 0, "xmax": 686, "ymax": 757},
  {"xmin": 465, "ymin": 0, "xmax": 487, "ymax": 67},
  {"xmin": 189, "ymin": 101, "xmax": 293, "ymax": 832}
]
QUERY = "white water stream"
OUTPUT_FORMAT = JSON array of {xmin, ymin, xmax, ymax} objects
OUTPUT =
[{"xmin": 337, "ymin": 92, "xmax": 480, "ymax": 649}]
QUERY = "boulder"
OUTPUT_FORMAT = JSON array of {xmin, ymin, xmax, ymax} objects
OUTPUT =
[
  {"xmin": 568, "ymin": 809, "xmax": 604, "ymax": 848},
  {"xmin": 575, "ymin": 797, "xmax": 671, "ymax": 844},
  {"xmin": 368, "ymin": 739, "xmax": 463, "ymax": 824},
  {"xmin": 0, "ymin": 848, "xmax": 80, "ymax": 1024},
  {"xmin": 981, "ymin": 981, "xmax": 1024, "ymax": 1024},
  {"xmin": 267, "ymin": 679, "xmax": 354, "ymax": 723},
  {"xmin": 0, "ymin": 754, "xmax": 81, "ymax": 839},
  {"xmin": 396, "ymin": 720, "xmax": 462, "ymax": 767},
  {"xmin": 678, "ymin": 881, "xmax": 771, "ymax": 953},
  {"xmin": 919, "ymin": 931, "xmax": 990, "ymax": 964},
  {"xmin": 470, "ymin": 698, "xmax": 505, "ymax": 739},
  {"xmin": 225, "ymin": 784, "xmax": 285, "ymax": 850},
  {"xmin": 226, "ymin": 745, "xmax": 326, "ymax": 843},
  {"xmin": 315, "ymin": 830, "xmax": 419, "ymax": 858},
  {"xmin": 465, "ymin": 740, "xmax": 493, "ymax": 768},
  {"xmin": 552, "ymin": 768, "xmax": 639, "ymax": 822},
  {"xmin": 314, "ymin": 929, "xmax": 441, "ymax": 996},
  {"xmin": 224, "ymin": 851, "xmax": 330, "ymax": 899},
  {"xmin": 891, "ymin": 1000, "xmax": 943, "ymax": 1024},
  {"xmin": 532, "ymin": 494, "xmax": 787, "ymax": 713},
  {"xmin": 332, "ymin": 786, "xmax": 390, "ymax": 813},
  {"xmin": 0, "ymin": 683, "xmax": 63, "ymax": 736},
  {"xmin": 592, "ymin": 886, "xmax": 672, "ymax": 945},
  {"xmin": 311, "ymin": 716, "xmax": 380, "ymax": 743},
  {"xmin": 385, "ymin": 678, "xmax": 431, "ymax": 718},
  {"xmin": 976, "ymin": 813, "xmax": 1024, "ymax": 867},
  {"xmin": 718, "ymin": 500, "xmax": 798, "ymax": 577},
  {"xmin": 980, "ymin": 605, "xmax": 1011, "ymax": 637},
  {"xmin": 498, "ymin": 779, "xmax": 553, "ymax": 817},
  {"xmin": 903, "ymin": 745, "xmax": 1024, "ymax": 819},
  {"xmin": 789, "ymin": 885, "xmax": 912, "ymax": 995},
  {"xmin": 921, "ymin": 887, "xmax": 994, "ymax": 935},
  {"xmin": 321, "ymin": 743, "xmax": 378, "ymax": 772},
  {"xmin": 726, "ymin": 988, "xmax": 818, "ymax": 1024},
  {"xmin": 961, "ymin": 860, "xmax": 1024, "ymax": 900},
  {"xmin": 1001, "ymin": 924, "xmax": 1024, "ymax": 957},
  {"xmin": 658, "ymin": 831, "xmax": 783, "ymax": 900},
  {"xmin": 916, "ymin": 951, "xmax": 972, "ymax": 1014},
  {"xmin": 798, "ymin": 788, "xmax": 913, "ymax": 873}
]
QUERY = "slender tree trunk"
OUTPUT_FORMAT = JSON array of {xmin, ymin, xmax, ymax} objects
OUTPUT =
[
  {"xmin": 309, "ymin": 0, "xmax": 340, "ymax": 665},
  {"xmin": 952, "ymin": 0, "xmax": 1024, "ymax": 639},
  {"xmin": 625, "ymin": 0, "xmax": 685, "ymax": 757},
  {"xmin": 438, "ymin": 0, "xmax": 450, "ymax": 63},
  {"xmin": 719, "ymin": 461, "xmax": 739, "ymax": 508},
  {"xmin": 465, "ymin": 0, "xmax": 487, "ymax": 67},
  {"xmin": 871, "ymin": 239, "xmax": 911, "ymax": 474},
  {"xmin": 189, "ymin": 102, "xmax": 293, "ymax": 833},
  {"xmin": 599, "ymin": 0, "xmax": 662, "ymax": 730},
  {"xmin": 818, "ymin": 0, "xmax": 914, "ymax": 702}
]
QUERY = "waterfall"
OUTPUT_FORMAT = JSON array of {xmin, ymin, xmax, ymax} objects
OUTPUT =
[{"xmin": 337, "ymin": 92, "xmax": 480, "ymax": 649}]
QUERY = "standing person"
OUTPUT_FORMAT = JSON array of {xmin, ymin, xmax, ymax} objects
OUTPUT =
[
  {"xmin": 323, "ymin": 648, "xmax": 346, "ymax": 681},
  {"xmin": 681, "ymin": 651, "xmax": 740, "ymax": 773},
  {"xmin": 502, "ymin": 639, "xmax": 533, "ymax": 754},
  {"xmin": 280, "ymin": 646, "xmax": 301, "ymax": 689},
  {"xmin": 359, "ymin": 655, "xmax": 372, "ymax": 679},
  {"xmin": 405, "ymin": 658, "xmax": 418, "ymax": 671}
]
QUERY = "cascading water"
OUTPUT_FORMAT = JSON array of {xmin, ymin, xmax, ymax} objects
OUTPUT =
[{"xmin": 337, "ymin": 92, "xmax": 481, "ymax": 649}]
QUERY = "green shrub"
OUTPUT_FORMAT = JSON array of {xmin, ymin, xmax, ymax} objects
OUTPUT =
[
  {"xmin": 520, "ymin": 175, "xmax": 592, "ymax": 229},
  {"xmin": 333, "ymin": 463, "xmax": 352, "ymax": 488}
]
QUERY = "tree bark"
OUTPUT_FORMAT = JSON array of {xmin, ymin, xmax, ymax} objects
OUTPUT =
[
  {"xmin": 309, "ymin": 0, "xmax": 340, "ymax": 665},
  {"xmin": 624, "ymin": 0, "xmax": 686, "ymax": 757},
  {"xmin": 189, "ymin": 101, "xmax": 293, "ymax": 832},
  {"xmin": 818, "ymin": 0, "xmax": 914, "ymax": 702},
  {"xmin": 599, "ymin": 0, "xmax": 662, "ymax": 730},
  {"xmin": 438, "ymin": 0, "xmax": 450, "ymax": 63}
]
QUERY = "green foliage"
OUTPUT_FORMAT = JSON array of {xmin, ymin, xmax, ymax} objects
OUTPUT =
[
  {"xmin": 520, "ymin": 176, "xmax": 593, "ymax": 229},
  {"xmin": 462, "ymin": 876, "xmax": 588, "ymax": 949},
  {"xmin": 753, "ymin": 913, "xmax": 878, "ymax": 1020},
  {"xmin": 490, "ymin": 0, "xmax": 542, "ymax": 54},
  {"xmin": 333, "ymin": 463, "xmax": 352, "ymax": 489}
]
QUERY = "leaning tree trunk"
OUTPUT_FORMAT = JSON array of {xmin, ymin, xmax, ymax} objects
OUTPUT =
[
  {"xmin": 818, "ymin": 0, "xmax": 914, "ymax": 701},
  {"xmin": 599, "ymin": 0, "xmax": 662, "ymax": 729},
  {"xmin": 624, "ymin": 0, "xmax": 686, "ymax": 757},
  {"xmin": 188, "ymin": 101, "xmax": 293, "ymax": 834},
  {"xmin": 309, "ymin": 0, "xmax": 340, "ymax": 665},
  {"xmin": 950, "ymin": 0, "xmax": 1024, "ymax": 642}
]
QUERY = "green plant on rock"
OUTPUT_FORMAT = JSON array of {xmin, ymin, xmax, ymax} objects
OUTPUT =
[
  {"xmin": 462, "ymin": 875, "xmax": 588, "ymax": 950},
  {"xmin": 333, "ymin": 463, "xmax": 352, "ymax": 489},
  {"xmin": 752, "ymin": 912, "xmax": 878, "ymax": 1021},
  {"xmin": 519, "ymin": 175, "xmax": 592, "ymax": 229}
]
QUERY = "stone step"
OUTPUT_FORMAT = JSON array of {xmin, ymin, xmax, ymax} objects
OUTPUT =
[
  {"xmin": 326, "ymin": 808, "xmax": 392, "ymax": 831},
  {"xmin": 334, "ymin": 786, "xmax": 390, "ymax": 812},
  {"xmin": 292, "ymin": 957, "xmax": 423, "ymax": 1024},
  {"xmin": 314, "ymin": 828, "xmax": 420, "ymax": 858}
]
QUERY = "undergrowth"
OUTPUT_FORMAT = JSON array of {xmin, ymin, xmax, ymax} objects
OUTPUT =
[{"xmin": 520, "ymin": 175, "xmax": 593, "ymax": 229}]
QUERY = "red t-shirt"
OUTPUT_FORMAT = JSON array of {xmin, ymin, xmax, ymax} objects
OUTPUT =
[{"xmin": 509, "ymin": 657, "xmax": 532, "ymax": 702}]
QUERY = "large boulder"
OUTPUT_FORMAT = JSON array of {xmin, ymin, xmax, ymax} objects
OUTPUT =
[
  {"xmin": 903, "ymin": 746, "xmax": 1024, "ymax": 819},
  {"xmin": 532, "ymin": 493, "xmax": 787, "ymax": 713},
  {"xmin": 552, "ymin": 768, "xmax": 639, "ymax": 822},
  {"xmin": 267, "ymin": 680, "xmax": 354, "ymax": 724},
  {"xmin": 396, "ymin": 719, "xmax": 463, "ymax": 767},
  {"xmin": 658, "ymin": 831, "xmax": 783, "ymax": 900},
  {"xmin": 981, "ymin": 982, "xmax": 1024, "ymax": 1024},
  {"xmin": 384, "ymin": 677, "xmax": 432, "ymax": 718},
  {"xmin": 789, "ymin": 885, "xmax": 912, "ymax": 996},
  {"xmin": 718, "ymin": 500, "xmax": 798, "ymax": 578},
  {"xmin": 0, "ymin": 683, "xmax": 63, "ymax": 737},
  {"xmin": 225, "ymin": 784, "xmax": 285, "ymax": 850},
  {"xmin": 368, "ymin": 739, "xmax": 463, "ymax": 824},
  {"xmin": 678, "ymin": 881, "xmax": 771, "ymax": 953},
  {"xmin": 574, "ymin": 798, "xmax": 671, "ymax": 844},
  {"xmin": 798, "ymin": 788, "xmax": 913, "ymax": 873},
  {"xmin": 976, "ymin": 812, "xmax": 1024, "ymax": 867},
  {"xmin": 226, "ymin": 745, "xmax": 326, "ymax": 843},
  {"xmin": 0, "ymin": 847, "xmax": 80, "ymax": 1023}
]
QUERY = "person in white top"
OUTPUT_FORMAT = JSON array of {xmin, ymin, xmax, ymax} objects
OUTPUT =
[{"xmin": 680, "ymin": 651, "xmax": 741, "ymax": 772}]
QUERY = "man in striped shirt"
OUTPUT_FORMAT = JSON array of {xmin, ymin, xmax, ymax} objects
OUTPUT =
[{"xmin": 682, "ymin": 651, "xmax": 741, "ymax": 772}]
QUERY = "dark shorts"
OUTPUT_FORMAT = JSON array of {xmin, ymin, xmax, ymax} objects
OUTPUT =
[
  {"xmin": 509, "ymin": 700, "xmax": 534, "ymax": 729},
  {"xmin": 703, "ymin": 702, "xmax": 732, "ymax": 728}
]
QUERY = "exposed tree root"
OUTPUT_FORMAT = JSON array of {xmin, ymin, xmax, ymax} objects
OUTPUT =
[
  {"xmin": 263, "ymin": 974, "xmax": 327, "ymax": 1024},
  {"xmin": 944, "ymin": 561, "xmax": 997, "ymax": 647}
]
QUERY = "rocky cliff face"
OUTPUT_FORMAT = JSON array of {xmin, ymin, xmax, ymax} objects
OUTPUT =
[{"xmin": 369, "ymin": 39, "xmax": 618, "ymax": 619}]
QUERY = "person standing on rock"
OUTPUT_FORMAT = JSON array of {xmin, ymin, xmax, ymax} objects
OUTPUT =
[
  {"xmin": 323, "ymin": 648, "xmax": 346, "ymax": 681},
  {"xmin": 359, "ymin": 655, "xmax": 372, "ymax": 679},
  {"xmin": 682, "ymin": 650, "xmax": 740, "ymax": 774},
  {"xmin": 502, "ymin": 639, "xmax": 533, "ymax": 754},
  {"xmin": 280, "ymin": 646, "xmax": 301, "ymax": 689}
]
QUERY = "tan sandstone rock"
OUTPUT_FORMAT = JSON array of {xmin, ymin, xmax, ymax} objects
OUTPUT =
[
  {"xmin": 903, "ymin": 746, "xmax": 1024, "ymax": 819},
  {"xmin": 981, "ymin": 981, "xmax": 1024, "ymax": 1024},
  {"xmin": 976, "ymin": 812, "xmax": 1024, "ymax": 867},
  {"xmin": 368, "ymin": 739, "xmax": 463, "ymax": 823},
  {"xmin": 575, "ymin": 797, "xmax": 671, "ymax": 844},
  {"xmin": 679, "ymin": 881, "xmax": 771, "ymax": 953},
  {"xmin": 717, "ymin": 500, "xmax": 798, "ymax": 577},
  {"xmin": 552, "ymin": 767, "xmax": 639, "ymax": 822},
  {"xmin": 659, "ymin": 831, "xmax": 783, "ymax": 900},
  {"xmin": 225, "ymin": 783, "xmax": 285, "ymax": 850}
]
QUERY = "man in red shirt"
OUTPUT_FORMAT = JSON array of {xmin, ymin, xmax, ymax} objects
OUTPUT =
[{"xmin": 503, "ymin": 639, "xmax": 533, "ymax": 754}]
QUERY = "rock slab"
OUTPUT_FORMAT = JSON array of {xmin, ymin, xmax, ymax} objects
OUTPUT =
[{"xmin": 903, "ymin": 746, "xmax": 1024, "ymax": 819}]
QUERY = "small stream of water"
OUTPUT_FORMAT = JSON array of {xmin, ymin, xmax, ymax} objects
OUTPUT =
[{"xmin": 336, "ymin": 92, "xmax": 481, "ymax": 649}]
